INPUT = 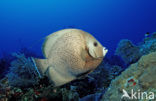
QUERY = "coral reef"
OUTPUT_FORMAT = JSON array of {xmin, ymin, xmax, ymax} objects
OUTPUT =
[
  {"xmin": 1, "ymin": 33, "xmax": 156, "ymax": 101},
  {"xmin": 140, "ymin": 33, "xmax": 156, "ymax": 54},
  {"xmin": 115, "ymin": 33, "xmax": 156, "ymax": 66},
  {"xmin": 0, "ymin": 58, "xmax": 9, "ymax": 79},
  {"xmin": 0, "ymin": 53, "xmax": 14, "ymax": 79},
  {"xmin": 115, "ymin": 39, "xmax": 141, "ymax": 65},
  {"xmin": 0, "ymin": 52, "xmax": 122, "ymax": 101},
  {"xmin": 80, "ymin": 93, "xmax": 103, "ymax": 101},
  {"xmin": 0, "ymin": 81, "xmax": 79, "ymax": 101},
  {"xmin": 80, "ymin": 33, "xmax": 156, "ymax": 101},
  {"xmin": 6, "ymin": 53, "xmax": 40, "ymax": 87},
  {"xmin": 101, "ymin": 52, "xmax": 156, "ymax": 101},
  {"xmin": 88, "ymin": 62, "xmax": 123, "ymax": 92}
]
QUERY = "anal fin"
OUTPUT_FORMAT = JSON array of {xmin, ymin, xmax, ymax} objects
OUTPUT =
[{"xmin": 47, "ymin": 66, "xmax": 76, "ymax": 87}]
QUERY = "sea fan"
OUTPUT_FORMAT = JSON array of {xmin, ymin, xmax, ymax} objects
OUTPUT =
[{"xmin": 6, "ymin": 53, "xmax": 40, "ymax": 87}]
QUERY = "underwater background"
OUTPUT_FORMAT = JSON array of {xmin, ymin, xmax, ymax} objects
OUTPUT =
[
  {"xmin": 0, "ymin": 0, "xmax": 156, "ymax": 101},
  {"xmin": 0, "ymin": 0, "xmax": 156, "ymax": 56}
]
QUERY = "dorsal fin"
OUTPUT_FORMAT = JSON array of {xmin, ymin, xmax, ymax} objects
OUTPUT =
[
  {"xmin": 42, "ymin": 29, "xmax": 73, "ymax": 58},
  {"xmin": 42, "ymin": 29, "xmax": 86, "ymax": 58},
  {"xmin": 42, "ymin": 33, "xmax": 61, "ymax": 58}
]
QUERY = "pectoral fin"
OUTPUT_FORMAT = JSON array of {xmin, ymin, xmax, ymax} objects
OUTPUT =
[{"xmin": 81, "ymin": 48, "xmax": 88, "ymax": 61}]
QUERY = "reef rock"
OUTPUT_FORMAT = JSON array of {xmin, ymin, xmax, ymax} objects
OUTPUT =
[
  {"xmin": 140, "ymin": 33, "xmax": 156, "ymax": 55},
  {"xmin": 101, "ymin": 52, "xmax": 156, "ymax": 101},
  {"xmin": 115, "ymin": 39, "xmax": 141, "ymax": 65},
  {"xmin": 115, "ymin": 33, "xmax": 156, "ymax": 65}
]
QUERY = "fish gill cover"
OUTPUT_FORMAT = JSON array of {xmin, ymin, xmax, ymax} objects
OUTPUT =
[{"xmin": 0, "ymin": 0, "xmax": 156, "ymax": 101}]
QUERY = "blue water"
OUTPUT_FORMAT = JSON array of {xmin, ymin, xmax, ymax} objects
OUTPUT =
[{"xmin": 0, "ymin": 0, "xmax": 156, "ymax": 57}]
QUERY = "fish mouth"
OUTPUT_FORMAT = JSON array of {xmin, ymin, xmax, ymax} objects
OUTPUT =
[
  {"xmin": 94, "ymin": 47, "xmax": 108, "ymax": 59},
  {"xmin": 103, "ymin": 47, "xmax": 108, "ymax": 56}
]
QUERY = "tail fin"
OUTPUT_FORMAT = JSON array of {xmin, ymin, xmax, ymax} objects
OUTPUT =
[{"xmin": 32, "ymin": 58, "xmax": 49, "ymax": 75}]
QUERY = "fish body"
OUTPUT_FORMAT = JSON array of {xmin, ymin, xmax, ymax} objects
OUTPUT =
[{"xmin": 34, "ymin": 29, "xmax": 108, "ymax": 87}]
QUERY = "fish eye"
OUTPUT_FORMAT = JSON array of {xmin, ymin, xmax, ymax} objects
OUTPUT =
[{"xmin": 93, "ymin": 42, "xmax": 98, "ymax": 47}]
